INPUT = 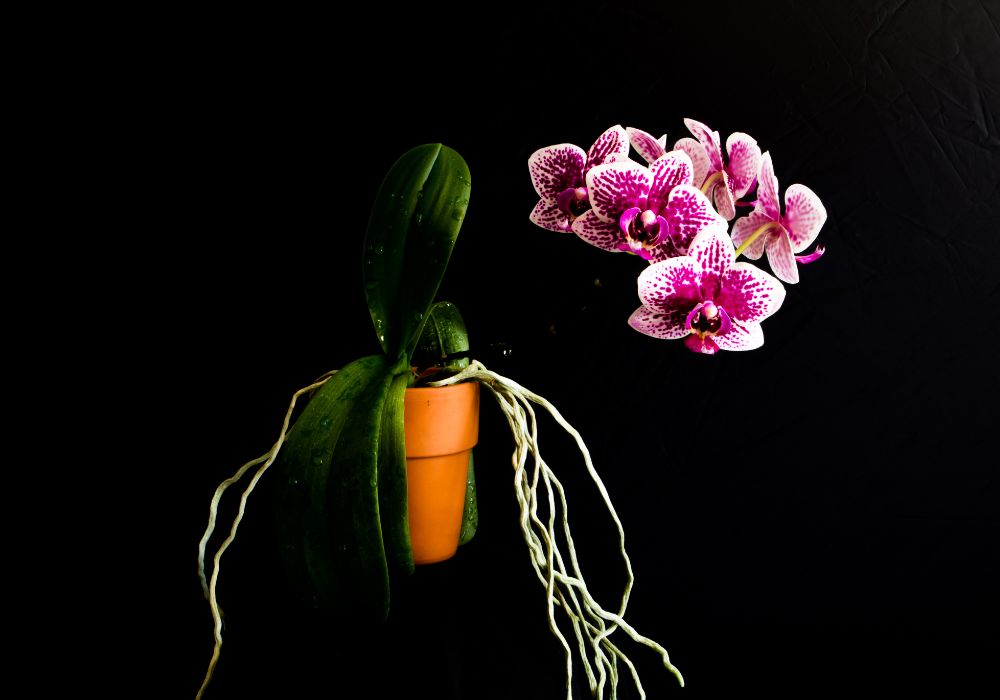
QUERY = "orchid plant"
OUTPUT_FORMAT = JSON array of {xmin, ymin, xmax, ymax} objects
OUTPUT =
[
  {"xmin": 197, "ymin": 123, "xmax": 828, "ymax": 700},
  {"xmin": 529, "ymin": 121, "xmax": 827, "ymax": 353},
  {"xmin": 198, "ymin": 143, "xmax": 687, "ymax": 700}
]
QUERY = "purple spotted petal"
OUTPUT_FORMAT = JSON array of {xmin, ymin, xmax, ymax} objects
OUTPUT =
[
  {"xmin": 636, "ymin": 256, "xmax": 703, "ymax": 311},
  {"xmin": 674, "ymin": 137, "xmax": 711, "ymax": 189},
  {"xmin": 783, "ymin": 184, "xmax": 827, "ymax": 252},
  {"xmin": 712, "ymin": 320, "xmax": 764, "ymax": 351},
  {"xmin": 725, "ymin": 132, "xmax": 762, "ymax": 199},
  {"xmin": 647, "ymin": 151, "xmax": 695, "ymax": 214},
  {"xmin": 661, "ymin": 185, "xmax": 725, "ymax": 256},
  {"xmin": 628, "ymin": 305, "xmax": 691, "ymax": 339},
  {"xmin": 716, "ymin": 262, "xmax": 786, "ymax": 324},
  {"xmin": 731, "ymin": 210, "xmax": 771, "ymax": 260},
  {"xmin": 683, "ymin": 118, "xmax": 724, "ymax": 172},
  {"xmin": 687, "ymin": 224, "xmax": 734, "ymax": 299},
  {"xmin": 572, "ymin": 209, "xmax": 624, "ymax": 252},
  {"xmin": 585, "ymin": 161, "xmax": 652, "ymax": 223},
  {"xmin": 529, "ymin": 144, "xmax": 586, "ymax": 200},
  {"xmin": 626, "ymin": 127, "xmax": 667, "ymax": 164},
  {"xmin": 585, "ymin": 124, "xmax": 629, "ymax": 171},
  {"xmin": 710, "ymin": 171, "xmax": 736, "ymax": 221},
  {"xmin": 756, "ymin": 152, "xmax": 780, "ymax": 221},
  {"xmin": 530, "ymin": 199, "xmax": 572, "ymax": 233},
  {"xmin": 765, "ymin": 227, "xmax": 799, "ymax": 284}
]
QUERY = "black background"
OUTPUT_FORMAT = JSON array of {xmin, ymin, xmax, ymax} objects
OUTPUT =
[{"xmin": 160, "ymin": 2, "xmax": 1000, "ymax": 698}]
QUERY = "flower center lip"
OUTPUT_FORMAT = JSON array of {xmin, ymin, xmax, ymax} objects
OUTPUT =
[
  {"xmin": 619, "ymin": 207, "xmax": 668, "ymax": 259},
  {"xmin": 685, "ymin": 301, "xmax": 732, "ymax": 337},
  {"xmin": 557, "ymin": 186, "xmax": 590, "ymax": 217}
]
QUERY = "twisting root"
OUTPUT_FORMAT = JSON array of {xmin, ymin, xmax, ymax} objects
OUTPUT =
[
  {"xmin": 195, "ymin": 373, "xmax": 334, "ymax": 700},
  {"xmin": 432, "ymin": 361, "xmax": 684, "ymax": 699}
]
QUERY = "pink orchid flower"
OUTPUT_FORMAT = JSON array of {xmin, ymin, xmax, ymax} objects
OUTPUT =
[
  {"xmin": 731, "ymin": 152, "xmax": 827, "ymax": 284},
  {"xmin": 629, "ymin": 225, "xmax": 786, "ymax": 354},
  {"xmin": 681, "ymin": 118, "xmax": 761, "ymax": 222},
  {"xmin": 528, "ymin": 125, "xmax": 630, "ymax": 233},
  {"xmin": 571, "ymin": 151, "xmax": 724, "ymax": 261}
]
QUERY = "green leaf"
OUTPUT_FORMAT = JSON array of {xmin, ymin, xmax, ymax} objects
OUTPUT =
[
  {"xmin": 410, "ymin": 300, "xmax": 470, "ymax": 383},
  {"xmin": 378, "ymin": 371, "xmax": 414, "ymax": 577},
  {"xmin": 275, "ymin": 355, "xmax": 393, "ymax": 621},
  {"xmin": 363, "ymin": 144, "xmax": 471, "ymax": 363}
]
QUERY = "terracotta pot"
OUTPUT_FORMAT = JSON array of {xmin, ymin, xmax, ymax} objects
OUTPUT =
[{"xmin": 403, "ymin": 380, "xmax": 480, "ymax": 565}]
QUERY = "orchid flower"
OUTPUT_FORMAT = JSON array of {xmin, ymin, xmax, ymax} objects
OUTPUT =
[
  {"xmin": 731, "ymin": 152, "xmax": 827, "ymax": 284},
  {"xmin": 681, "ymin": 118, "xmax": 761, "ymax": 221},
  {"xmin": 629, "ymin": 225, "xmax": 786, "ymax": 354},
  {"xmin": 571, "ymin": 151, "xmax": 724, "ymax": 261},
  {"xmin": 528, "ymin": 125, "xmax": 630, "ymax": 233}
]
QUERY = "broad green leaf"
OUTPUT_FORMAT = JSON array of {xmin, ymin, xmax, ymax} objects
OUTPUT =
[
  {"xmin": 363, "ymin": 144, "xmax": 471, "ymax": 363},
  {"xmin": 275, "ymin": 355, "xmax": 393, "ymax": 621}
]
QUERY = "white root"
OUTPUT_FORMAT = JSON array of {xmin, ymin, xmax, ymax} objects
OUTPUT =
[
  {"xmin": 195, "ymin": 374, "xmax": 333, "ymax": 700},
  {"xmin": 197, "ymin": 362, "xmax": 682, "ymax": 699},
  {"xmin": 432, "ymin": 361, "xmax": 684, "ymax": 698}
]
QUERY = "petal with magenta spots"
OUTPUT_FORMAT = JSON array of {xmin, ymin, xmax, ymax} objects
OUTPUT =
[
  {"xmin": 572, "ymin": 209, "xmax": 624, "ymax": 252},
  {"xmin": 626, "ymin": 126, "xmax": 667, "ymax": 164},
  {"xmin": 529, "ymin": 144, "xmax": 586, "ymax": 200},
  {"xmin": 586, "ymin": 161, "xmax": 652, "ymax": 222},
  {"xmin": 530, "ymin": 199, "xmax": 572, "ymax": 233},
  {"xmin": 765, "ymin": 229, "xmax": 799, "ymax": 284},
  {"xmin": 725, "ymin": 132, "xmax": 762, "ymax": 199},
  {"xmin": 585, "ymin": 125, "xmax": 630, "ymax": 171},
  {"xmin": 755, "ymin": 152, "xmax": 781, "ymax": 221},
  {"xmin": 683, "ymin": 118, "xmax": 724, "ymax": 172},
  {"xmin": 662, "ymin": 186, "xmax": 726, "ymax": 256},
  {"xmin": 712, "ymin": 320, "xmax": 764, "ymax": 351},
  {"xmin": 686, "ymin": 224, "xmax": 735, "ymax": 298},
  {"xmin": 711, "ymin": 171, "xmax": 736, "ymax": 221},
  {"xmin": 636, "ymin": 256, "xmax": 703, "ymax": 310},
  {"xmin": 716, "ymin": 262, "xmax": 786, "ymax": 324},
  {"xmin": 648, "ymin": 151, "xmax": 695, "ymax": 214},
  {"xmin": 628, "ymin": 305, "xmax": 691, "ymax": 339},
  {"xmin": 783, "ymin": 184, "xmax": 827, "ymax": 252},
  {"xmin": 674, "ymin": 137, "xmax": 711, "ymax": 189}
]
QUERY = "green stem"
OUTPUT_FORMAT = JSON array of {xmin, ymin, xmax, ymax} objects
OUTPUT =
[
  {"xmin": 700, "ymin": 171, "xmax": 723, "ymax": 195},
  {"xmin": 733, "ymin": 221, "xmax": 780, "ymax": 259}
]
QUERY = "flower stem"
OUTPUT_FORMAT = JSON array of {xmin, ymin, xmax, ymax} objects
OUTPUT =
[
  {"xmin": 734, "ymin": 221, "xmax": 780, "ymax": 258},
  {"xmin": 700, "ymin": 171, "xmax": 723, "ymax": 195}
]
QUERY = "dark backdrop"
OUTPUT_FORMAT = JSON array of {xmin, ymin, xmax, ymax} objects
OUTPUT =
[{"xmin": 160, "ymin": 2, "xmax": 999, "ymax": 697}]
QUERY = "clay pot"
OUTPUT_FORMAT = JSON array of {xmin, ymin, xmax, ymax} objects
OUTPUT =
[{"xmin": 403, "ymin": 381, "xmax": 480, "ymax": 565}]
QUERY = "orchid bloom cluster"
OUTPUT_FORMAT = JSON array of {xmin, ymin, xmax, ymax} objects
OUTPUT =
[{"xmin": 528, "ymin": 121, "xmax": 827, "ymax": 354}]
